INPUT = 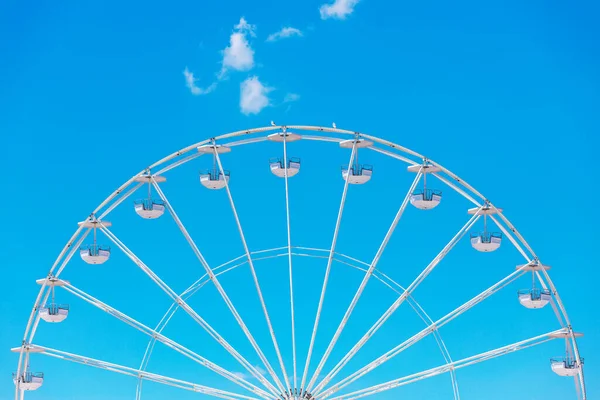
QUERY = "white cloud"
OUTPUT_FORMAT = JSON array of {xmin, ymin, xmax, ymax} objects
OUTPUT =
[
  {"xmin": 183, "ymin": 67, "xmax": 216, "ymax": 95},
  {"xmin": 319, "ymin": 0, "xmax": 360, "ymax": 19},
  {"xmin": 254, "ymin": 365, "xmax": 266, "ymax": 375},
  {"xmin": 240, "ymin": 76, "xmax": 271, "ymax": 115},
  {"xmin": 233, "ymin": 371, "xmax": 249, "ymax": 379},
  {"xmin": 283, "ymin": 93, "xmax": 300, "ymax": 103},
  {"xmin": 234, "ymin": 17, "xmax": 256, "ymax": 37},
  {"xmin": 266, "ymin": 27, "xmax": 303, "ymax": 42},
  {"xmin": 221, "ymin": 17, "xmax": 256, "ymax": 78}
]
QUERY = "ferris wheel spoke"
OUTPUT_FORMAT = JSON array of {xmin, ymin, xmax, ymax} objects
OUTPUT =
[
  {"xmin": 300, "ymin": 140, "xmax": 358, "ymax": 395},
  {"xmin": 98, "ymin": 225, "xmax": 281, "ymax": 397},
  {"xmin": 151, "ymin": 178, "xmax": 288, "ymax": 396},
  {"xmin": 312, "ymin": 211, "xmax": 482, "ymax": 396},
  {"xmin": 61, "ymin": 282, "xmax": 275, "ymax": 399},
  {"xmin": 327, "ymin": 328, "xmax": 565, "ymax": 400},
  {"xmin": 28, "ymin": 344, "xmax": 262, "ymax": 400},
  {"xmin": 280, "ymin": 132, "xmax": 298, "ymax": 394},
  {"xmin": 306, "ymin": 169, "xmax": 424, "ymax": 393},
  {"xmin": 212, "ymin": 144, "xmax": 292, "ymax": 396},
  {"xmin": 316, "ymin": 263, "xmax": 527, "ymax": 398}
]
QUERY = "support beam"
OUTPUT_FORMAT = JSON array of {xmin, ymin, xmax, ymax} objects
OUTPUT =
[
  {"xmin": 330, "ymin": 329, "xmax": 565, "ymax": 400},
  {"xmin": 282, "ymin": 132, "xmax": 299, "ymax": 396},
  {"xmin": 300, "ymin": 140, "xmax": 358, "ymax": 395},
  {"xmin": 29, "ymin": 344, "xmax": 261, "ymax": 400}
]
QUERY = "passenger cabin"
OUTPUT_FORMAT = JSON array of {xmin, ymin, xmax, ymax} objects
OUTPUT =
[
  {"xmin": 39, "ymin": 304, "xmax": 69, "ymax": 323},
  {"xmin": 518, "ymin": 289, "xmax": 551, "ymax": 309},
  {"xmin": 407, "ymin": 164, "xmax": 443, "ymax": 210},
  {"xmin": 133, "ymin": 175, "xmax": 167, "ymax": 219},
  {"xmin": 134, "ymin": 199, "xmax": 165, "ymax": 219},
  {"xmin": 200, "ymin": 169, "xmax": 230, "ymax": 190},
  {"xmin": 410, "ymin": 189, "xmax": 442, "ymax": 210},
  {"xmin": 470, "ymin": 232, "xmax": 502, "ymax": 252},
  {"xmin": 341, "ymin": 164, "xmax": 373, "ymax": 184},
  {"xmin": 270, "ymin": 157, "xmax": 301, "ymax": 178},
  {"xmin": 13, "ymin": 372, "xmax": 44, "ymax": 391},
  {"xmin": 551, "ymin": 357, "xmax": 582, "ymax": 377},
  {"xmin": 468, "ymin": 206, "xmax": 503, "ymax": 252},
  {"xmin": 78, "ymin": 220, "xmax": 112, "ymax": 264}
]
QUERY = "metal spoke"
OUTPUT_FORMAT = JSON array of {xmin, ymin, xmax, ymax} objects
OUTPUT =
[
  {"xmin": 300, "ymin": 140, "xmax": 358, "ymax": 395},
  {"xmin": 329, "ymin": 329, "xmax": 566, "ymax": 400},
  {"xmin": 99, "ymin": 225, "xmax": 280, "ymax": 397},
  {"xmin": 152, "ymin": 178, "xmax": 287, "ymax": 395},
  {"xmin": 281, "ymin": 132, "xmax": 298, "ymax": 395},
  {"xmin": 306, "ymin": 169, "xmax": 423, "ymax": 392},
  {"xmin": 317, "ymin": 262, "xmax": 527, "ymax": 398},
  {"xmin": 28, "ymin": 344, "xmax": 261, "ymax": 400},
  {"xmin": 312, "ymin": 211, "xmax": 482, "ymax": 396},
  {"xmin": 211, "ymin": 146, "xmax": 292, "ymax": 396},
  {"xmin": 61, "ymin": 282, "xmax": 274, "ymax": 399}
]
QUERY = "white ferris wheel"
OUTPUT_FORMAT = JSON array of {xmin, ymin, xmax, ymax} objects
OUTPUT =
[{"xmin": 13, "ymin": 125, "xmax": 586, "ymax": 400}]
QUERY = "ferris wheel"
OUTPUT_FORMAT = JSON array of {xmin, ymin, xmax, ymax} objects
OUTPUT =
[{"xmin": 12, "ymin": 125, "xmax": 586, "ymax": 400}]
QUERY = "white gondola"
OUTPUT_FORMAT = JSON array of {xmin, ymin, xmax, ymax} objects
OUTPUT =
[
  {"xmin": 198, "ymin": 144, "xmax": 231, "ymax": 189},
  {"xmin": 551, "ymin": 357, "xmax": 582, "ymax": 377},
  {"xmin": 134, "ymin": 199, "xmax": 165, "ymax": 219},
  {"xmin": 469, "ymin": 206, "xmax": 502, "ymax": 252},
  {"xmin": 200, "ymin": 169, "xmax": 230, "ymax": 190},
  {"xmin": 38, "ymin": 303, "xmax": 69, "ymax": 323},
  {"xmin": 134, "ymin": 175, "xmax": 167, "ymax": 219},
  {"xmin": 470, "ymin": 232, "xmax": 502, "ymax": 252},
  {"xmin": 408, "ymin": 164, "xmax": 443, "ymax": 210},
  {"xmin": 78, "ymin": 219, "xmax": 111, "ymax": 264},
  {"xmin": 270, "ymin": 157, "xmax": 300, "ymax": 178},
  {"xmin": 410, "ymin": 189, "xmax": 442, "ymax": 210},
  {"xmin": 13, "ymin": 372, "xmax": 44, "ymax": 391},
  {"xmin": 80, "ymin": 244, "xmax": 111, "ymax": 264},
  {"xmin": 518, "ymin": 289, "xmax": 551, "ymax": 309},
  {"xmin": 341, "ymin": 164, "xmax": 373, "ymax": 185}
]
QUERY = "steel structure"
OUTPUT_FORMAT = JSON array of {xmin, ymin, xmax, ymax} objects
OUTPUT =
[{"xmin": 12, "ymin": 125, "xmax": 585, "ymax": 399}]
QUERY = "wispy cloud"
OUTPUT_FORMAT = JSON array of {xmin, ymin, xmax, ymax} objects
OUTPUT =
[
  {"xmin": 319, "ymin": 0, "xmax": 360, "ymax": 19},
  {"xmin": 254, "ymin": 365, "xmax": 267, "ymax": 376},
  {"xmin": 266, "ymin": 27, "xmax": 303, "ymax": 42},
  {"xmin": 283, "ymin": 93, "xmax": 300, "ymax": 113},
  {"xmin": 220, "ymin": 17, "xmax": 256, "ymax": 78},
  {"xmin": 283, "ymin": 93, "xmax": 300, "ymax": 103},
  {"xmin": 240, "ymin": 76, "xmax": 272, "ymax": 115},
  {"xmin": 183, "ymin": 67, "xmax": 217, "ymax": 95},
  {"xmin": 233, "ymin": 365, "xmax": 267, "ymax": 380}
]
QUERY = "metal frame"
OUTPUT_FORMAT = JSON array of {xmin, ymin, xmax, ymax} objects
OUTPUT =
[{"xmin": 13, "ymin": 125, "xmax": 585, "ymax": 400}]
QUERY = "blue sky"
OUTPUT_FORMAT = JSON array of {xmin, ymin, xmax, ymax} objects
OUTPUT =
[{"xmin": 1, "ymin": 0, "xmax": 599, "ymax": 398}]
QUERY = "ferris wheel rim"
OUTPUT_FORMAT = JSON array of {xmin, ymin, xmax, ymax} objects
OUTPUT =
[{"xmin": 14, "ymin": 125, "xmax": 586, "ymax": 400}]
